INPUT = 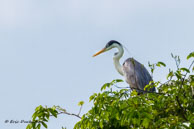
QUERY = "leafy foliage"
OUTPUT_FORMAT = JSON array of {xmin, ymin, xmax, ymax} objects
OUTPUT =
[
  {"xmin": 27, "ymin": 52, "xmax": 194, "ymax": 129},
  {"xmin": 26, "ymin": 105, "xmax": 81, "ymax": 129},
  {"xmin": 74, "ymin": 52, "xmax": 194, "ymax": 129},
  {"xmin": 26, "ymin": 105, "xmax": 58, "ymax": 129}
]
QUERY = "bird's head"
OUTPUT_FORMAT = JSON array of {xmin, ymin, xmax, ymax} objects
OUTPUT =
[{"xmin": 93, "ymin": 40, "xmax": 122, "ymax": 57}]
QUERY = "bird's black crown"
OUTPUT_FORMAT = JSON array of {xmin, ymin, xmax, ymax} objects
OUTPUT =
[{"xmin": 105, "ymin": 40, "xmax": 121, "ymax": 48}]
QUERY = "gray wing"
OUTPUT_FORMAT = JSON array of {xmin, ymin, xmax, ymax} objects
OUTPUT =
[{"xmin": 122, "ymin": 58, "xmax": 155, "ymax": 92}]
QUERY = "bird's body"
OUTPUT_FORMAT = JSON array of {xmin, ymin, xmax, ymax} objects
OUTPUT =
[
  {"xmin": 122, "ymin": 58, "xmax": 155, "ymax": 92},
  {"xmin": 93, "ymin": 40, "xmax": 155, "ymax": 93}
]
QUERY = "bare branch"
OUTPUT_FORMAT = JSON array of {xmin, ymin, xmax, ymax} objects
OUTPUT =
[
  {"xmin": 78, "ymin": 105, "xmax": 83, "ymax": 116},
  {"xmin": 63, "ymin": 111, "xmax": 82, "ymax": 119},
  {"xmin": 188, "ymin": 60, "xmax": 194, "ymax": 70},
  {"xmin": 50, "ymin": 111, "xmax": 82, "ymax": 119},
  {"xmin": 113, "ymin": 84, "xmax": 130, "ymax": 89}
]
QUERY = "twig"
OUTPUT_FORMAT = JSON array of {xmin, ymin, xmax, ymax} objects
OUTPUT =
[
  {"xmin": 63, "ymin": 111, "xmax": 82, "ymax": 119},
  {"xmin": 50, "ymin": 110, "xmax": 82, "ymax": 119},
  {"xmin": 173, "ymin": 55, "xmax": 180, "ymax": 70},
  {"xmin": 113, "ymin": 83, "xmax": 168, "ymax": 95},
  {"xmin": 113, "ymin": 84, "xmax": 130, "ymax": 89},
  {"xmin": 158, "ymin": 77, "xmax": 173, "ymax": 87},
  {"xmin": 183, "ymin": 60, "xmax": 194, "ymax": 81},
  {"xmin": 78, "ymin": 105, "xmax": 83, "ymax": 116},
  {"xmin": 188, "ymin": 60, "xmax": 194, "ymax": 70},
  {"xmin": 131, "ymin": 87, "xmax": 167, "ymax": 95}
]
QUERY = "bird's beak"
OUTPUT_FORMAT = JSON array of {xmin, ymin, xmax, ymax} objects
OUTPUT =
[{"xmin": 93, "ymin": 48, "xmax": 106, "ymax": 57}]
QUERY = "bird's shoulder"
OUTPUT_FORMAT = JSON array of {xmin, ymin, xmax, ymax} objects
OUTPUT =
[
  {"xmin": 123, "ymin": 58, "xmax": 138, "ymax": 66},
  {"xmin": 123, "ymin": 58, "xmax": 146, "ymax": 72}
]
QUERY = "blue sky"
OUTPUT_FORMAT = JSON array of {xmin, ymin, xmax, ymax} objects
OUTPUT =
[{"xmin": 0, "ymin": 0, "xmax": 194, "ymax": 129}]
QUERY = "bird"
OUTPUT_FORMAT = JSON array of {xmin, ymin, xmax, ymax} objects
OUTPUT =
[{"xmin": 93, "ymin": 40, "xmax": 155, "ymax": 93}]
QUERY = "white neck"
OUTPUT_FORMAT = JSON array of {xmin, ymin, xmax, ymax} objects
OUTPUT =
[{"xmin": 113, "ymin": 44, "xmax": 124, "ymax": 76}]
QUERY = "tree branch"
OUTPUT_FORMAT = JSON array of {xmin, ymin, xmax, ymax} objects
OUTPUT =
[
  {"xmin": 63, "ymin": 111, "xmax": 82, "ymax": 119},
  {"xmin": 50, "ymin": 111, "xmax": 82, "ymax": 119}
]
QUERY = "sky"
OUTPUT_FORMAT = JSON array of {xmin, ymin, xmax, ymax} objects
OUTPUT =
[{"xmin": 0, "ymin": 0, "xmax": 194, "ymax": 129}]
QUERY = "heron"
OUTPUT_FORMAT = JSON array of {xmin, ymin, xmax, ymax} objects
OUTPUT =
[{"xmin": 93, "ymin": 40, "xmax": 155, "ymax": 93}]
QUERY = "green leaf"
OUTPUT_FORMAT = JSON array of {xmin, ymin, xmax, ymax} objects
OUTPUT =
[
  {"xmin": 142, "ymin": 118, "xmax": 150, "ymax": 128},
  {"xmin": 99, "ymin": 120, "xmax": 103, "ymax": 128},
  {"xmin": 49, "ymin": 109, "xmax": 57, "ymax": 118},
  {"xmin": 116, "ymin": 113, "xmax": 120, "ymax": 120},
  {"xmin": 101, "ymin": 80, "xmax": 123, "ymax": 91},
  {"xmin": 131, "ymin": 90, "xmax": 138, "ymax": 96},
  {"xmin": 191, "ymin": 80, "xmax": 194, "ymax": 86},
  {"xmin": 187, "ymin": 52, "xmax": 194, "ymax": 60},
  {"xmin": 45, "ymin": 112, "xmax": 50, "ymax": 120},
  {"xmin": 111, "ymin": 79, "xmax": 123, "ymax": 85},
  {"xmin": 32, "ymin": 112, "xmax": 38, "ymax": 121},
  {"xmin": 151, "ymin": 68, "xmax": 154, "ymax": 74},
  {"xmin": 37, "ymin": 124, "xmax": 41, "ymax": 129},
  {"xmin": 41, "ymin": 122, "xmax": 48, "ymax": 128},
  {"xmin": 114, "ymin": 79, "xmax": 124, "ymax": 82},
  {"xmin": 35, "ymin": 105, "xmax": 43, "ymax": 111},
  {"xmin": 175, "ymin": 72, "xmax": 181, "ymax": 79},
  {"xmin": 156, "ymin": 62, "xmax": 166, "ymax": 67},
  {"xmin": 180, "ymin": 67, "xmax": 190, "ymax": 73},
  {"xmin": 78, "ymin": 101, "xmax": 84, "ymax": 106},
  {"xmin": 51, "ymin": 106, "xmax": 56, "ymax": 110},
  {"xmin": 26, "ymin": 124, "xmax": 32, "ymax": 129},
  {"xmin": 167, "ymin": 70, "xmax": 173, "ymax": 79},
  {"xmin": 89, "ymin": 93, "xmax": 97, "ymax": 102},
  {"xmin": 101, "ymin": 83, "xmax": 110, "ymax": 91},
  {"xmin": 31, "ymin": 122, "xmax": 36, "ymax": 129}
]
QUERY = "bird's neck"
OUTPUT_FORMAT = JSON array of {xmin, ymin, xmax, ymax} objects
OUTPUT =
[{"xmin": 113, "ymin": 45, "xmax": 124, "ymax": 76}]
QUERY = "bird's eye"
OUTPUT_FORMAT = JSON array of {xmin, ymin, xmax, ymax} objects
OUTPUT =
[
  {"xmin": 114, "ymin": 52, "xmax": 118, "ymax": 56},
  {"xmin": 105, "ymin": 43, "xmax": 110, "ymax": 48},
  {"xmin": 106, "ymin": 42, "xmax": 113, "ymax": 48}
]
